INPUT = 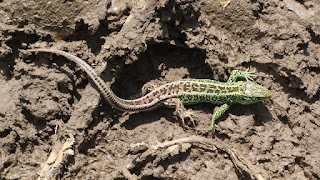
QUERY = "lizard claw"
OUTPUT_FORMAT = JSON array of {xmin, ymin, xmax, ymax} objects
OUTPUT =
[
  {"xmin": 174, "ymin": 109, "xmax": 196, "ymax": 128},
  {"xmin": 243, "ymin": 68, "xmax": 257, "ymax": 81},
  {"xmin": 211, "ymin": 124, "xmax": 220, "ymax": 133}
]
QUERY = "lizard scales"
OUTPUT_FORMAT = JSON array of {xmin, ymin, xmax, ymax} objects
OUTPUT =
[{"xmin": 26, "ymin": 48, "xmax": 272, "ymax": 129}]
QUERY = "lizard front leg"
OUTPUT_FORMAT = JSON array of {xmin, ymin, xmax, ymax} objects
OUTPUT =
[
  {"xmin": 227, "ymin": 69, "xmax": 256, "ymax": 83},
  {"xmin": 164, "ymin": 98, "xmax": 196, "ymax": 127},
  {"xmin": 212, "ymin": 103, "xmax": 231, "ymax": 131}
]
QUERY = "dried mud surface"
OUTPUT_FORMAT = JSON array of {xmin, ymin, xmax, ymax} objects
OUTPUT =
[{"xmin": 1, "ymin": 0, "xmax": 320, "ymax": 179}]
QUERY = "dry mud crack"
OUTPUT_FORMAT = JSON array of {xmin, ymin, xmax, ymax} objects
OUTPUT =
[{"xmin": 1, "ymin": 0, "xmax": 320, "ymax": 179}]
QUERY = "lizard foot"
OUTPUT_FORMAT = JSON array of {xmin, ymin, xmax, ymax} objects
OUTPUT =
[
  {"xmin": 164, "ymin": 98, "xmax": 196, "ymax": 128},
  {"xmin": 174, "ymin": 108, "xmax": 196, "ymax": 128},
  {"xmin": 243, "ymin": 68, "xmax": 257, "ymax": 81}
]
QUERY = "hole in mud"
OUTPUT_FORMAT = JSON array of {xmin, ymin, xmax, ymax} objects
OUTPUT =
[
  {"xmin": 0, "ymin": 129, "xmax": 10, "ymax": 138},
  {"xmin": 307, "ymin": 27, "xmax": 320, "ymax": 44},
  {"xmin": 294, "ymin": 156, "xmax": 304, "ymax": 165},
  {"xmin": 78, "ymin": 134, "xmax": 98, "ymax": 154},
  {"xmin": 112, "ymin": 43, "xmax": 211, "ymax": 99},
  {"xmin": 278, "ymin": 115, "xmax": 289, "ymax": 125},
  {"xmin": 295, "ymin": 0, "xmax": 305, "ymax": 5},
  {"xmin": 308, "ymin": 67, "xmax": 320, "ymax": 74},
  {"xmin": 258, "ymin": 159, "xmax": 270, "ymax": 163},
  {"xmin": 297, "ymin": 42, "xmax": 309, "ymax": 56},
  {"xmin": 274, "ymin": 53, "xmax": 284, "ymax": 59},
  {"xmin": 3, "ymin": 161, "xmax": 12, "ymax": 169}
]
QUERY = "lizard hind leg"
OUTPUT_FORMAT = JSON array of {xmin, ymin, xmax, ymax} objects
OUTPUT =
[
  {"xmin": 141, "ymin": 82, "xmax": 158, "ymax": 96},
  {"xmin": 164, "ymin": 98, "xmax": 196, "ymax": 128},
  {"xmin": 128, "ymin": 82, "xmax": 158, "ymax": 99}
]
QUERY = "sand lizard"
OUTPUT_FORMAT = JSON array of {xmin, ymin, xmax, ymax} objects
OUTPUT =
[{"xmin": 25, "ymin": 48, "xmax": 272, "ymax": 130}]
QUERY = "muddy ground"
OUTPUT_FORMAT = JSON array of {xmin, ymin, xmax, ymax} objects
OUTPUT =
[{"xmin": 1, "ymin": 0, "xmax": 320, "ymax": 179}]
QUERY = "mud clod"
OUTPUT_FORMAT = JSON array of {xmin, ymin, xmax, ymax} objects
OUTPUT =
[{"xmin": 1, "ymin": 0, "xmax": 320, "ymax": 179}]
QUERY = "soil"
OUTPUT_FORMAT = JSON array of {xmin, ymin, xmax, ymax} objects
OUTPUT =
[{"xmin": 1, "ymin": 0, "xmax": 320, "ymax": 179}]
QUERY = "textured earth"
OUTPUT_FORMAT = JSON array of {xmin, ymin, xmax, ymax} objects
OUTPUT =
[{"xmin": 1, "ymin": 0, "xmax": 320, "ymax": 179}]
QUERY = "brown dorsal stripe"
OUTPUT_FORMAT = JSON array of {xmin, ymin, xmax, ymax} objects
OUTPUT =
[
  {"xmin": 134, "ymin": 100, "xmax": 142, "ymax": 105},
  {"xmin": 192, "ymin": 83, "xmax": 199, "ymax": 91},
  {"xmin": 199, "ymin": 84, "xmax": 207, "ymax": 92},
  {"xmin": 183, "ymin": 82, "xmax": 191, "ymax": 92}
]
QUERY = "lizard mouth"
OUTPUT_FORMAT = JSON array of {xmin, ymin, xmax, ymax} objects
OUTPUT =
[{"xmin": 260, "ymin": 87, "xmax": 272, "ymax": 99}]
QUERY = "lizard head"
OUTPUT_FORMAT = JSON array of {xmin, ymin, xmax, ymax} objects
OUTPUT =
[{"xmin": 238, "ymin": 81, "xmax": 272, "ymax": 105}]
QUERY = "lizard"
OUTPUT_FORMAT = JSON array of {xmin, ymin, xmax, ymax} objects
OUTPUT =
[{"xmin": 24, "ymin": 48, "xmax": 272, "ymax": 131}]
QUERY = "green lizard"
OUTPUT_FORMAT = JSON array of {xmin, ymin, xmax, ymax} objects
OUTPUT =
[{"xmin": 25, "ymin": 48, "xmax": 272, "ymax": 131}]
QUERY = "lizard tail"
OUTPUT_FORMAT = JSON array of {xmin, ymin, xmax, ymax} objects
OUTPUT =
[{"xmin": 25, "ymin": 48, "xmax": 142, "ymax": 111}]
